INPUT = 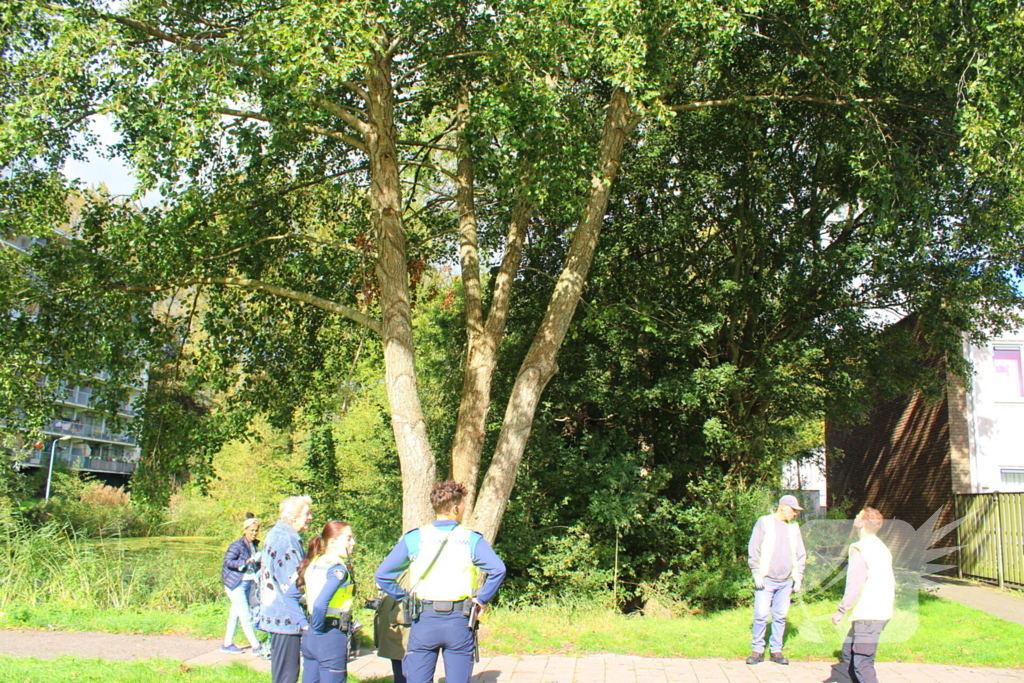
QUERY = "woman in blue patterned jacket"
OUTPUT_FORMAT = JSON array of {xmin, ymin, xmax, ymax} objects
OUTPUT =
[
  {"xmin": 221, "ymin": 514, "xmax": 263, "ymax": 655},
  {"xmin": 257, "ymin": 495, "xmax": 314, "ymax": 683}
]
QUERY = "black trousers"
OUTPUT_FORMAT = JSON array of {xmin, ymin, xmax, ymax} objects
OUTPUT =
[
  {"xmin": 841, "ymin": 619, "xmax": 888, "ymax": 683},
  {"xmin": 271, "ymin": 632, "xmax": 302, "ymax": 683}
]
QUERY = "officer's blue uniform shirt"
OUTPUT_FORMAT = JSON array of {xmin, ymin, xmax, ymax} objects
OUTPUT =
[
  {"xmin": 374, "ymin": 520, "xmax": 506, "ymax": 604},
  {"xmin": 282, "ymin": 563, "xmax": 351, "ymax": 632}
]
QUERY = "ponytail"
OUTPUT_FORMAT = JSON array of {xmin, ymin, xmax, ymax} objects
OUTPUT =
[{"xmin": 295, "ymin": 520, "xmax": 351, "ymax": 589}]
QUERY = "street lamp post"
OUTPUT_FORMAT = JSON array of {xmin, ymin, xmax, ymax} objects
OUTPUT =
[{"xmin": 44, "ymin": 435, "xmax": 72, "ymax": 501}]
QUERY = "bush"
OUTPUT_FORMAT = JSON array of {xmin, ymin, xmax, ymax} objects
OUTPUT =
[
  {"xmin": 513, "ymin": 525, "xmax": 614, "ymax": 607},
  {"xmin": 635, "ymin": 474, "xmax": 774, "ymax": 613}
]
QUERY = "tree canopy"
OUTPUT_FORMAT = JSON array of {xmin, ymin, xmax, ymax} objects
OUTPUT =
[{"xmin": 2, "ymin": 0, "xmax": 1022, "ymax": 539}]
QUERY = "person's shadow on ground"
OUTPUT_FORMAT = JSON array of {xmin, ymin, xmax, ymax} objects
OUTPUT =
[{"xmin": 823, "ymin": 658, "xmax": 853, "ymax": 683}]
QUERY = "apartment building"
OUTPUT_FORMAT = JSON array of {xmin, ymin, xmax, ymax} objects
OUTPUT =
[{"xmin": 2, "ymin": 232, "xmax": 144, "ymax": 484}]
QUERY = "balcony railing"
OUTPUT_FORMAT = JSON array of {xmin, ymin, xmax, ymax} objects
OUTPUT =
[
  {"xmin": 45, "ymin": 419, "xmax": 138, "ymax": 446},
  {"xmin": 55, "ymin": 387, "xmax": 138, "ymax": 417},
  {"xmin": 22, "ymin": 452, "xmax": 138, "ymax": 475}
]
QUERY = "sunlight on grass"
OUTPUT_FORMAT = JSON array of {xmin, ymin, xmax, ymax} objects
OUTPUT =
[
  {"xmin": 0, "ymin": 657, "xmax": 390, "ymax": 683},
  {"xmin": 480, "ymin": 593, "xmax": 1024, "ymax": 667}
]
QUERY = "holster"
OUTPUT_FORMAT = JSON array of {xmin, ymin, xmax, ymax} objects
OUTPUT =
[{"xmin": 324, "ymin": 612, "xmax": 353, "ymax": 632}]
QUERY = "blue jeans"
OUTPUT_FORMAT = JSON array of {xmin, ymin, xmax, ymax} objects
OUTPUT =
[
  {"xmin": 224, "ymin": 582, "xmax": 260, "ymax": 648},
  {"xmin": 751, "ymin": 576, "xmax": 793, "ymax": 653},
  {"xmin": 404, "ymin": 610, "xmax": 475, "ymax": 683}
]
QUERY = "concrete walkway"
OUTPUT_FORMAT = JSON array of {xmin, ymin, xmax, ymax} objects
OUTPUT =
[
  {"xmin": 2, "ymin": 629, "xmax": 1022, "ymax": 683},
  {"xmin": 929, "ymin": 576, "xmax": 1024, "ymax": 626}
]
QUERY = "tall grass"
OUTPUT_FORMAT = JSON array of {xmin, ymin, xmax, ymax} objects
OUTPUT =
[{"xmin": 0, "ymin": 507, "xmax": 223, "ymax": 611}]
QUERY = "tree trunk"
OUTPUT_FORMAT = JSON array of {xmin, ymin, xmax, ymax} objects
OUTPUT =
[
  {"xmin": 365, "ymin": 48, "xmax": 436, "ymax": 531},
  {"xmin": 470, "ymin": 88, "xmax": 635, "ymax": 542},
  {"xmin": 451, "ymin": 192, "xmax": 532, "ymax": 519}
]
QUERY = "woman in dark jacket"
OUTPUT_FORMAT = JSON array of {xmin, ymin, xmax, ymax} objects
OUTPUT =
[{"xmin": 221, "ymin": 514, "xmax": 263, "ymax": 654}]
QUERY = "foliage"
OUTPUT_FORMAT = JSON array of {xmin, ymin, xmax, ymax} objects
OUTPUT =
[
  {"xmin": 2, "ymin": 0, "xmax": 1022, "ymax": 540},
  {"xmin": 0, "ymin": 507, "xmax": 223, "ymax": 610},
  {"xmin": 41, "ymin": 482, "xmax": 158, "ymax": 538},
  {"xmin": 512, "ymin": 525, "xmax": 614, "ymax": 607},
  {"xmin": 164, "ymin": 416, "xmax": 306, "ymax": 538}
]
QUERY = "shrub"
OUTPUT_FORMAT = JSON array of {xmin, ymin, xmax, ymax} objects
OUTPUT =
[
  {"xmin": 511, "ymin": 525, "xmax": 614, "ymax": 607},
  {"xmin": 635, "ymin": 474, "xmax": 774, "ymax": 613}
]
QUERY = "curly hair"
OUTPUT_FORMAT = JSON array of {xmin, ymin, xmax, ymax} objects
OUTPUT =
[
  {"xmin": 430, "ymin": 480, "xmax": 465, "ymax": 512},
  {"xmin": 859, "ymin": 507, "xmax": 884, "ymax": 534},
  {"xmin": 279, "ymin": 495, "xmax": 313, "ymax": 524}
]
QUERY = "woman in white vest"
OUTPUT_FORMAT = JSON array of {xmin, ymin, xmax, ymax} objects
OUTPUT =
[
  {"xmin": 831, "ymin": 507, "xmax": 896, "ymax": 683},
  {"xmin": 286, "ymin": 521, "xmax": 356, "ymax": 683}
]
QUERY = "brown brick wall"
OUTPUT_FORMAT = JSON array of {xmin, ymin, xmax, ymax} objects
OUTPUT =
[{"xmin": 826, "ymin": 387, "xmax": 956, "ymax": 534}]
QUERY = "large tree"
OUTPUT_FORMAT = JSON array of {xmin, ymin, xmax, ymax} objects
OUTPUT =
[{"xmin": 2, "ymin": 0, "xmax": 1022, "ymax": 540}]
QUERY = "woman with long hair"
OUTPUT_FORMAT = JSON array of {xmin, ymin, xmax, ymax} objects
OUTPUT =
[{"xmin": 285, "ymin": 520, "xmax": 356, "ymax": 683}]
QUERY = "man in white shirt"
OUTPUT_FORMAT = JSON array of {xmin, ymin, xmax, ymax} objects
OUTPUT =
[{"xmin": 746, "ymin": 494, "xmax": 807, "ymax": 665}]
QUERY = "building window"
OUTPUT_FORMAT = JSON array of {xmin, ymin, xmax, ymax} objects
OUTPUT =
[
  {"xmin": 1002, "ymin": 469, "xmax": 1024, "ymax": 492},
  {"xmin": 993, "ymin": 347, "xmax": 1024, "ymax": 399}
]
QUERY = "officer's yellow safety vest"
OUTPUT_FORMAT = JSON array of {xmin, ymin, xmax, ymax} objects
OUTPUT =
[
  {"xmin": 757, "ymin": 514, "xmax": 801, "ymax": 579},
  {"xmin": 304, "ymin": 553, "xmax": 354, "ymax": 617},
  {"xmin": 849, "ymin": 534, "xmax": 895, "ymax": 621},
  {"xmin": 409, "ymin": 524, "xmax": 477, "ymax": 601}
]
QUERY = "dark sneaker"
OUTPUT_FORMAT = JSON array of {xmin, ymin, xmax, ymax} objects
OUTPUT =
[
  {"xmin": 220, "ymin": 644, "xmax": 244, "ymax": 654},
  {"xmin": 770, "ymin": 652, "xmax": 789, "ymax": 665},
  {"xmin": 250, "ymin": 645, "xmax": 263, "ymax": 656},
  {"xmin": 746, "ymin": 652, "xmax": 764, "ymax": 665}
]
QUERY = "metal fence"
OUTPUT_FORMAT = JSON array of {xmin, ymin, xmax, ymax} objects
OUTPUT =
[{"xmin": 954, "ymin": 492, "xmax": 1024, "ymax": 588}]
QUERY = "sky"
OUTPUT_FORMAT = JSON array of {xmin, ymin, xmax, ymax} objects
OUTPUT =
[{"xmin": 61, "ymin": 114, "xmax": 161, "ymax": 206}]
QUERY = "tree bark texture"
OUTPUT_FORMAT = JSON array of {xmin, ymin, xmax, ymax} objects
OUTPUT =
[
  {"xmin": 450, "ymin": 192, "xmax": 533, "ymax": 519},
  {"xmin": 470, "ymin": 88, "xmax": 635, "ymax": 542},
  {"xmin": 365, "ymin": 49, "xmax": 436, "ymax": 531}
]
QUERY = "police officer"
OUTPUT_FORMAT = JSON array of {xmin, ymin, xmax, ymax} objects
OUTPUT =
[
  {"xmin": 285, "ymin": 521, "xmax": 356, "ymax": 683},
  {"xmin": 374, "ymin": 481, "xmax": 506, "ymax": 683}
]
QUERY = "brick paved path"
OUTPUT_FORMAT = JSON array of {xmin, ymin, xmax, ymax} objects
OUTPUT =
[
  {"xmin": 3, "ymin": 629, "xmax": 1022, "ymax": 682},
  {"xmin": 440, "ymin": 653, "xmax": 1024, "ymax": 683}
]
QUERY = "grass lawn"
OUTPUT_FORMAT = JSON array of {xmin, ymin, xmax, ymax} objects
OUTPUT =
[
  {"xmin": 480, "ymin": 592, "xmax": 1024, "ymax": 667},
  {"xmin": 0, "ymin": 657, "xmax": 389, "ymax": 683},
  {"xmin": 2, "ymin": 592, "xmax": 1022, "ymax": 669}
]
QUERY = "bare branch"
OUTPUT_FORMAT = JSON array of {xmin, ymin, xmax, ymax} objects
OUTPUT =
[
  {"xmin": 397, "ymin": 139, "xmax": 458, "ymax": 153},
  {"xmin": 341, "ymin": 81, "xmax": 370, "ymax": 101},
  {"xmin": 669, "ymin": 93, "xmax": 941, "ymax": 115},
  {"xmin": 217, "ymin": 107, "xmax": 367, "ymax": 151}
]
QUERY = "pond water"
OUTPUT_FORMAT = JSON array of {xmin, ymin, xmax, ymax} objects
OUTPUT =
[{"xmin": 89, "ymin": 536, "xmax": 227, "ymax": 579}]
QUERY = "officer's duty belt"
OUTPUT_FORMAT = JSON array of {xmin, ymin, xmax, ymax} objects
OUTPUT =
[
  {"xmin": 324, "ymin": 613, "xmax": 353, "ymax": 631},
  {"xmin": 419, "ymin": 599, "xmax": 469, "ymax": 615}
]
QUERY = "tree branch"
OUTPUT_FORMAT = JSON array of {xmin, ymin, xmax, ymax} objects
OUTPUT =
[
  {"xmin": 43, "ymin": 3, "xmax": 372, "ymax": 141},
  {"xmin": 114, "ymin": 276, "xmax": 381, "ymax": 334},
  {"xmin": 216, "ymin": 107, "xmax": 366, "ymax": 151},
  {"xmin": 668, "ymin": 93, "xmax": 940, "ymax": 114}
]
